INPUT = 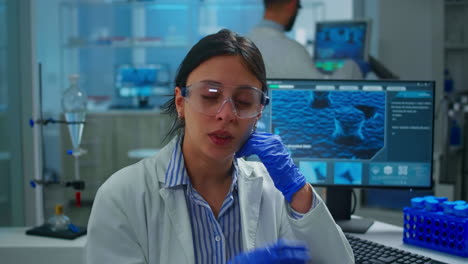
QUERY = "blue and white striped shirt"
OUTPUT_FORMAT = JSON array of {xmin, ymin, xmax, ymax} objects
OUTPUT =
[
  {"xmin": 164, "ymin": 137, "xmax": 316, "ymax": 264},
  {"xmin": 164, "ymin": 137, "xmax": 242, "ymax": 263}
]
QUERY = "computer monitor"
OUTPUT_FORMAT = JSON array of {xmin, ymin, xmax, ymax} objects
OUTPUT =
[
  {"xmin": 114, "ymin": 64, "xmax": 170, "ymax": 108},
  {"xmin": 313, "ymin": 20, "xmax": 370, "ymax": 74},
  {"xmin": 260, "ymin": 79, "xmax": 435, "ymax": 233}
]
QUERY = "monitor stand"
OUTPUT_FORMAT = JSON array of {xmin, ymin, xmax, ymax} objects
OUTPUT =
[
  {"xmin": 138, "ymin": 96, "xmax": 152, "ymax": 109},
  {"xmin": 326, "ymin": 187, "xmax": 374, "ymax": 234}
]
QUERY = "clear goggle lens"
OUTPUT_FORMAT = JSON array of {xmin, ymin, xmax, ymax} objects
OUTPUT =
[{"xmin": 181, "ymin": 81, "xmax": 269, "ymax": 119}]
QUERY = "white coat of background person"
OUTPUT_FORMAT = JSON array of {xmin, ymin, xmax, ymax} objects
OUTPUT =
[{"xmin": 249, "ymin": 0, "xmax": 362, "ymax": 79}]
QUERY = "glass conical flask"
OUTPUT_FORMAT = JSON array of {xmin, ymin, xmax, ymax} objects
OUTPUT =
[{"xmin": 62, "ymin": 74, "xmax": 87, "ymax": 154}]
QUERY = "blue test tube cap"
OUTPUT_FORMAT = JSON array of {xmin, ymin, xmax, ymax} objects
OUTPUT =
[
  {"xmin": 67, "ymin": 149, "xmax": 73, "ymax": 155},
  {"xmin": 454, "ymin": 200, "xmax": 467, "ymax": 206},
  {"xmin": 411, "ymin": 197, "xmax": 425, "ymax": 209},
  {"xmin": 442, "ymin": 201, "xmax": 457, "ymax": 215},
  {"xmin": 434, "ymin": 197, "xmax": 448, "ymax": 202},
  {"xmin": 453, "ymin": 204, "xmax": 468, "ymax": 218},
  {"xmin": 68, "ymin": 223, "xmax": 80, "ymax": 233},
  {"xmin": 424, "ymin": 198, "xmax": 440, "ymax": 212},
  {"xmin": 29, "ymin": 119, "xmax": 35, "ymax": 127}
]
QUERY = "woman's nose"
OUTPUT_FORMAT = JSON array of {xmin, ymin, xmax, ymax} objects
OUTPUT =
[{"xmin": 215, "ymin": 99, "xmax": 237, "ymax": 121}]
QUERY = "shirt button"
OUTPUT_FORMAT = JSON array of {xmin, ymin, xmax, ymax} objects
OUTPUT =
[{"xmin": 215, "ymin": 236, "xmax": 221, "ymax": 242}]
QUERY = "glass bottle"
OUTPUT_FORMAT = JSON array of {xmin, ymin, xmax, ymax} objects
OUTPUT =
[
  {"xmin": 47, "ymin": 204, "xmax": 71, "ymax": 232},
  {"xmin": 444, "ymin": 69, "xmax": 454, "ymax": 94}
]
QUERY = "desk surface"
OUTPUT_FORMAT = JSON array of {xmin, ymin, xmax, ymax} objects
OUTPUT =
[
  {"xmin": 0, "ymin": 227, "xmax": 86, "ymax": 247},
  {"xmin": 1, "ymin": 222, "xmax": 466, "ymax": 264},
  {"xmin": 0, "ymin": 227, "xmax": 85, "ymax": 264},
  {"xmin": 352, "ymin": 220, "xmax": 467, "ymax": 264}
]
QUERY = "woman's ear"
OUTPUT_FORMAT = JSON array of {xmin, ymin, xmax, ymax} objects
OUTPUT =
[{"xmin": 175, "ymin": 87, "xmax": 184, "ymax": 118}]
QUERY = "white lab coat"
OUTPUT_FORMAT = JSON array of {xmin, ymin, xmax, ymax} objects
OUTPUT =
[
  {"xmin": 248, "ymin": 20, "xmax": 321, "ymax": 79},
  {"xmin": 86, "ymin": 137, "xmax": 354, "ymax": 264}
]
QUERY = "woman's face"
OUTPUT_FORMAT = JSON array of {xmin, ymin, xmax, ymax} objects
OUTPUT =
[{"xmin": 175, "ymin": 55, "xmax": 263, "ymax": 163}]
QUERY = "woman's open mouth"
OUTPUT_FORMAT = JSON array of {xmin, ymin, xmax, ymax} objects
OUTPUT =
[{"xmin": 208, "ymin": 131, "xmax": 234, "ymax": 146}]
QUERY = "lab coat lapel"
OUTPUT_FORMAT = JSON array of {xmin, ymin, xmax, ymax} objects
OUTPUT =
[
  {"xmin": 159, "ymin": 187, "xmax": 195, "ymax": 263},
  {"xmin": 238, "ymin": 170, "xmax": 263, "ymax": 250}
]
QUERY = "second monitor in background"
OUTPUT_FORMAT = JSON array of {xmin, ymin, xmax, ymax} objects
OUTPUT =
[
  {"xmin": 314, "ymin": 20, "xmax": 371, "ymax": 75},
  {"xmin": 113, "ymin": 64, "xmax": 171, "ymax": 109}
]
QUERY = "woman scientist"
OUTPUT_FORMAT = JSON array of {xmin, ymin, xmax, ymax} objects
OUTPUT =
[{"xmin": 86, "ymin": 29, "xmax": 354, "ymax": 264}]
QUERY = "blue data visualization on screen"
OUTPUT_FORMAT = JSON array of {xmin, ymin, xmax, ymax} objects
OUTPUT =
[
  {"xmin": 260, "ymin": 79, "xmax": 434, "ymax": 189},
  {"xmin": 314, "ymin": 21, "xmax": 368, "ymax": 61}
]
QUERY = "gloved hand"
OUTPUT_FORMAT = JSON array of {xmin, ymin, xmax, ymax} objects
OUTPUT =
[
  {"xmin": 227, "ymin": 239, "xmax": 311, "ymax": 264},
  {"xmin": 236, "ymin": 132, "xmax": 306, "ymax": 202}
]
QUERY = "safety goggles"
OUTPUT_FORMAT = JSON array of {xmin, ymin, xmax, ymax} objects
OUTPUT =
[{"xmin": 181, "ymin": 81, "xmax": 269, "ymax": 119}]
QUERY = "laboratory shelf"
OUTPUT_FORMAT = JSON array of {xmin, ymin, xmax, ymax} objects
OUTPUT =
[
  {"xmin": 60, "ymin": 0, "xmax": 191, "ymax": 7},
  {"xmin": 63, "ymin": 41, "xmax": 189, "ymax": 49}
]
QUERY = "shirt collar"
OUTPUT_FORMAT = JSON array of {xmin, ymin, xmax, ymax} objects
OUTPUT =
[
  {"xmin": 258, "ymin": 19, "xmax": 285, "ymax": 32},
  {"xmin": 229, "ymin": 160, "xmax": 239, "ymax": 193},
  {"xmin": 164, "ymin": 135, "xmax": 239, "ymax": 191},
  {"xmin": 164, "ymin": 136, "xmax": 190, "ymax": 188}
]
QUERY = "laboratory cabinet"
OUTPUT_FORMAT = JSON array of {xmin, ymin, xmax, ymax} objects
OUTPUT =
[
  {"xmin": 0, "ymin": 0, "xmax": 6, "ymax": 109},
  {"xmin": 59, "ymin": 0, "xmax": 263, "ymax": 109},
  {"xmin": 0, "ymin": 113, "xmax": 11, "ymax": 226},
  {"xmin": 60, "ymin": 111, "xmax": 172, "ymax": 202},
  {"xmin": 60, "ymin": 0, "xmax": 195, "ymax": 109},
  {"xmin": 442, "ymin": 0, "xmax": 468, "ymax": 200},
  {"xmin": 0, "ymin": 2, "xmax": 10, "ymax": 218}
]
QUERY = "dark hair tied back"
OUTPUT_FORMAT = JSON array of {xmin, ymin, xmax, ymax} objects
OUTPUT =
[{"xmin": 161, "ymin": 29, "xmax": 267, "ymax": 141}]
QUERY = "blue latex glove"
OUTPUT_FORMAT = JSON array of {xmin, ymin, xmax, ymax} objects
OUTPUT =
[
  {"xmin": 227, "ymin": 239, "xmax": 311, "ymax": 264},
  {"xmin": 236, "ymin": 132, "xmax": 306, "ymax": 202}
]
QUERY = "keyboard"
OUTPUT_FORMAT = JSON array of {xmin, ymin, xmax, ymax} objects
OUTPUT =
[{"xmin": 346, "ymin": 234, "xmax": 448, "ymax": 264}]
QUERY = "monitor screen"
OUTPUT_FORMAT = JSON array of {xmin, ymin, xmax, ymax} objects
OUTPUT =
[
  {"xmin": 115, "ymin": 64, "xmax": 170, "ymax": 98},
  {"xmin": 261, "ymin": 79, "xmax": 434, "ymax": 188},
  {"xmin": 314, "ymin": 20, "xmax": 370, "ymax": 73},
  {"xmin": 260, "ymin": 79, "xmax": 435, "ymax": 232}
]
